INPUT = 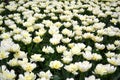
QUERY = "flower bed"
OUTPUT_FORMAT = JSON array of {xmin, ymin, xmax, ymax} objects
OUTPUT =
[{"xmin": 0, "ymin": 0, "xmax": 120, "ymax": 80}]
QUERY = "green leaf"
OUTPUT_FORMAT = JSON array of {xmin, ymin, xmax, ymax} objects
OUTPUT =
[{"xmin": 52, "ymin": 75, "xmax": 61, "ymax": 80}]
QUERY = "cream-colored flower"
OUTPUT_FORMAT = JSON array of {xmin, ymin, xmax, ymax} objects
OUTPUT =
[
  {"xmin": 49, "ymin": 60, "xmax": 63, "ymax": 69},
  {"xmin": 84, "ymin": 26, "xmax": 94, "ymax": 32},
  {"xmin": 83, "ymin": 33, "xmax": 94, "ymax": 39},
  {"xmin": 42, "ymin": 46, "xmax": 54, "ymax": 54},
  {"xmin": 0, "ymin": 38, "xmax": 14, "ymax": 51},
  {"xmin": 48, "ymin": 26, "xmax": 59, "ymax": 35},
  {"xmin": 93, "ymin": 22, "xmax": 105, "ymax": 30},
  {"xmin": 13, "ymin": 28, "xmax": 22, "ymax": 34},
  {"xmin": 97, "ymin": 29, "xmax": 105, "ymax": 35},
  {"xmin": 13, "ymin": 34, "xmax": 23, "ymax": 41},
  {"xmin": 92, "ymin": 53, "xmax": 102, "ymax": 61},
  {"xmin": 74, "ymin": 30, "xmax": 82, "ymax": 36},
  {"xmin": 14, "ymin": 51, "xmax": 27, "ymax": 59},
  {"xmin": 114, "ymin": 40, "xmax": 120, "ymax": 46},
  {"xmin": 62, "ymin": 56, "xmax": 73, "ymax": 64},
  {"xmin": 22, "ymin": 37, "xmax": 32, "ymax": 45},
  {"xmin": 63, "ymin": 22, "xmax": 72, "ymax": 28},
  {"xmin": 0, "ymin": 65, "xmax": 16, "ymax": 80},
  {"xmin": 106, "ymin": 44, "xmax": 116, "ymax": 50},
  {"xmin": 7, "ymin": 58, "xmax": 19, "ymax": 66},
  {"xmin": 8, "ymin": 24, "xmax": 17, "ymax": 29},
  {"xmin": 71, "ymin": 45, "xmax": 81, "ymax": 55},
  {"xmin": 34, "ymin": 14, "xmax": 46, "ymax": 19},
  {"xmin": 0, "ymin": 32, "xmax": 11, "ymax": 39},
  {"xmin": 18, "ymin": 58, "xmax": 28, "ymax": 65},
  {"xmin": 94, "ymin": 64, "xmax": 116, "ymax": 76},
  {"xmin": 50, "ymin": 37, "xmax": 60, "ymax": 45},
  {"xmin": 33, "ymin": 23, "xmax": 44, "ymax": 29},
  {"xmin": 0, "ymin": 51, "xmax": 10, "ymax": 60},
  {"xmin": 37, "ymin": 70, "xmax": 52, "ymax": 80},
  {"xmin": 5, "ymin": 1, "xmax": 17, "ymax": 11},
  {"xmin": 10, "ymin": 44, "xmax": 20, "ymax": 52},
  {"xmin": 5, "ymin": 19, "xmax": 14, "ymax": 26},
  {"xmin": 30, "ymin": 54, "xmax": 45, "ymax": 62},
  {"xmin": 92, "ymin": 36, "xmax": 103, "ymax": 42},
  {"xmin": 18, "ymin": 72, "xmax": 36, "ymax": 80},
  {"xmin": 33, "ymin": 36, "xmax": 43, "ymax": 43},
  {"xmin": 64, "ymin": 63, "xmax": 78, "ymax": 75},
  {"xmin": 51, "ymin": 16, "xmax": 58, "ymax": 20},
  {"xmin": 85, "ymin": 75, "xmax": 100, "ymax": 80},
  {"xmin": 35, "ymin": 28, "xmax": 46, "ymax": 36},
  {"xmin": 68, "ymin": 43, "xmax": 75, "ymax": 48},
  {"xmin": 27, "ymin": 27, "xmax": 34, "ymax": 32},
  {"xmin": 95, "ymin": 43, "xmax": 105, "ymax": 50},
  {"xmin": 59, "ymin": 15, "xmax": 71, "ymax": 21},
  {"xmin": 107, "ymin": 57, "xmax": 120, "ymax": 66},
  {"xmin": 62, "ymin": 38, "xmax": 71, "ymax": 43},
  {"xmin": 63, "ymin": 50, "xmax": 73, "ymax": 57},
  {"xmin": 21, "ymin": 62, "xmax": 36, "ymax": 72},
  {"xmin": 62, "ymin": 28, "xmax": 74, "ymax": 37},
  {"xmin": 54, "ymin": 22, "xmax": 62, "ymax": 28},
  {"xmin": 105, "ymin": 64, "xmax": 116, "ymax": 74},
  {"xmin": 75, "ymin": 61, "xmax": 92, "ymax": 72},
  {"xmin": 43, "ymin": 20, "xmax": 53, "ymax": 27},
  {"xmin": 83, "ymin": 51, "xmax": 93, "ymax": 60},
  {"xmin": 94, "ymin": 64, "xmax": 107, "ymax": 76},
  {"xmin": 27, "ymin": 17, "xmax": 36, "ymax": 25},
  {"xmin": 105, "ymin": 51, "xmax": 115, "ymax": 58},
  {"xmin": 21, "ymin": 31, "xmax": 31, "ymax": 38},
  {"xmin": 50, "ymin": 33, "xmax": 63, "ymax": 45},
  {"xmin": 23, "ymin": 22, "xmax": 33, "ymax": 27},
  {"xmin": 56, "ymin": 45, "xmax": 67, "ymax": 53},
  {"xmin": 84, "ymin": 46, "xmax": 92, "ymax": 52},
  {"xmin": 110, "ymin": 18, "xmax": 117, "ymax": 24}
]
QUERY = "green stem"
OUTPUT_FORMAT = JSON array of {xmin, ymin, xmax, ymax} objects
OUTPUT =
[{"xmin": 79, "ymin": 72, "xmax": 85, "ymax": 80}]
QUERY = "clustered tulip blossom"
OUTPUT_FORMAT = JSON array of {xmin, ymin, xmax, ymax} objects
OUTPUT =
[{"xmin": 0, "ymin": 0, "xmax": 120, "ymax": 80}]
